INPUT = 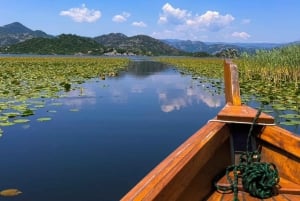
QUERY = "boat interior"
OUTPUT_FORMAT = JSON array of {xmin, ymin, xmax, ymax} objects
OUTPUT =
[{"xmin": 121, "ymin": 60, "xmax": 300, "ymax": 201}]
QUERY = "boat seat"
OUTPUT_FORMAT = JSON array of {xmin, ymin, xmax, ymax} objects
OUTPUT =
[{"xmin": 207, "ymin": 174, "xmax": 300, "ymax": 201}]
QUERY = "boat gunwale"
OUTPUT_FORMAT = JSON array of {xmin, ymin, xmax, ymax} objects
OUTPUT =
[{"xmin": 121, "ymin": 121, "xmax": 230, "ymax": 200}]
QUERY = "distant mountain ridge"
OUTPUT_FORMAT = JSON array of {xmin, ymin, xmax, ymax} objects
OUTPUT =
[
  {"xmin": 0, "ymin": 22, "xmax": 297, "ymax": 56},
  {"xmin": 161, "ymin": 39, "xmax": 283, "ymax": 54},
  {"xmin": 0, "ymin": 22, "xmax": 53, "ymax": 46},
  {"xmin": 0, "ymin": 22, "xmax": 185, "ymax": 56},
  {"xmin": 94, "ymin": 33, "xmax": 185, "ymax": 56}
]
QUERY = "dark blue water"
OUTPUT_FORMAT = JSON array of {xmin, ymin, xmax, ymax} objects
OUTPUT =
[{"xmin": 0, "ymin": 61, "xmax": 225, "ymax": 201}]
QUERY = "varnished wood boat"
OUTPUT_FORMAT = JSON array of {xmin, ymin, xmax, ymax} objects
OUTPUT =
[{"xmin": 121, "ymin": 60, "xmax": 300, "ymax": 201}]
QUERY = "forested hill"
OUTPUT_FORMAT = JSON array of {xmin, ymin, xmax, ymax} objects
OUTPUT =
[
  {"xmin": 1, "ymin": 33, "xmax": 186, "ymax": 56},
  {"xmin": 94, "ymin": 33, "xmax": 185, "ymax": 56},
  {"xmin": 1, "ymin": 34, "xmax": 106, "ymax": 55}
]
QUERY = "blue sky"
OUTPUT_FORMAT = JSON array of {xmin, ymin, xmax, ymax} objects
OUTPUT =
[{"xmin": 1, "ymin": 0, "xmax": 299, "ymax": 43}]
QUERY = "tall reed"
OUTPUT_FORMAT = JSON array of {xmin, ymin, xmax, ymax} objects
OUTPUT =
[{"xmin": 238, "ymin": 45, "xmax": 300, "ymax": 88}]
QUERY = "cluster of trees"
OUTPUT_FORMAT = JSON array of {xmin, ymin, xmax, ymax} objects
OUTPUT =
[{"xmin": 215, "ymin": 48, "xmax": 239, "ymax": 58}]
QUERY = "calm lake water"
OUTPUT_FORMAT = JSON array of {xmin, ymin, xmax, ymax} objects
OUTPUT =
[{"xmin": 0, "ymin": 60, "xmax": 225, "ymax": 201}]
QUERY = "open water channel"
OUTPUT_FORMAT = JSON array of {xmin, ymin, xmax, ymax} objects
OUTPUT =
[{"xmin": 0, "ymin": 59, "xmax": 226, "ymax": 201}]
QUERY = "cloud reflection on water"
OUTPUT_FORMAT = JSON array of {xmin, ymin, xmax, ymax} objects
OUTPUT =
[
  {"xmin": 159, "ymin": 87, "xmax": 222, "ymax": 113},
  {"xmin": 154, "ymin": 75, "xmax": 223, "ymax": 113},
  {"xmin": 58, "ymin": 68, "xmax": 223, "ymax": 113},
  {"xmin": 61, "ymin": 87, "xmax": 97, "ymax": 107}
]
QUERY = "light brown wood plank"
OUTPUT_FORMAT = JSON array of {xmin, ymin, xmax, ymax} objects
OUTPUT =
[
  {"xmin": 177, "ymin": 139, "xmax": 232, "ymax": 201},
  {"xmin": 223, "ymin": 59, "xmax": 242, "ymax": 106},
  {"xmin": 217, "ymin": 104, "xmax": 275, "ymax": 124},
  {"xmin": 273, "ymin": 194, "xmax": 292, "ymax": 201},
  {"xmin": 206, "ymin": 191, "xmax": 224, "ymax": 201},
  {"xmin": 259, "ymin": 125, "xmax": 300, "ymax": 159},
  {"xmin": 280, "ymin": 194, "xmax": 300, "ymax": 200},
  {"xmin": 216, "ymin": 173, "xmax": 300, "ymax": 195},
  {"xmin": 260, "ymin": 143, "xmax": 300, "ymax": 185},
  {"xmin": 208, "ymin": 191, "xmax": 300, "ymax": 201},
  {"xmin": 121, "ymin": 121, "xmax": 231, "ymax": 201},
  {"xmin": 277, "ymin": 177, "xmax": 300, "ymax": 194}
]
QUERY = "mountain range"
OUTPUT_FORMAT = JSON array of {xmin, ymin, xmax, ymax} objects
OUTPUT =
[
  {"xmin": 0, "ymin": 22, "xmax": 53, "ymax": 47},
  {"xmin": 0, "ymin": 22, "xmax": 295, "ymax": 56}
]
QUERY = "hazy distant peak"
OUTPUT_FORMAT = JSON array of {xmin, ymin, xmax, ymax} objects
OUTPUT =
[{"xmin": 2, "ymin": 22, "xmax": 32, "ymax": 34}]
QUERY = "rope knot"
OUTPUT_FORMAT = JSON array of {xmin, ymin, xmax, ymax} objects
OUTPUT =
[{"xmin": 241, "ymin": 162, "xmax": 279, "ymax": 198}]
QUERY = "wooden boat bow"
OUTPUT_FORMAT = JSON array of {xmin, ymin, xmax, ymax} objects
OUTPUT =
[{"xmin": 121, "ymin": 60, "xmax": 300, "ymax": 201}]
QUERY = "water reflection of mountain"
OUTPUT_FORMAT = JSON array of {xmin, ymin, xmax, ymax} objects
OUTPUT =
[{"xmin": 121, "ymin": 61, "xmax": 170, "ymax": 77}]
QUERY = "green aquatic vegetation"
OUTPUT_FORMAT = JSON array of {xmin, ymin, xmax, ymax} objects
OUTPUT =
[
  {"xmin": 280, "ymin": 120, "xmax": 300, "ymax": 126},
  {"xmin": 157, "ymin": 57, "xmax": 223, "ymax": 79},
  {"xmin": 156, "ymin": 57, "xmax": 224, "ymax": 95},
  {"xmin": 3, "ymin": 112, "xmax": 20, "ymax": 118},
  {"xmin": 0, "ymin": 116, "xmax": 8, "ymax": 121},
  {"xmin": 157, "ymin": 52, "xmax": 300, "ymax": 132},
  {"xmin": 21, "ymin": 109, "xmax": 34, "ymax": 117},
  {"xmin": 0, "ymin": 121, "xmax": 15, "ymax": 126},
  {"xmin": 37, "ymin": 117, "xmax": 52, "ymax": 122},
  {"xmin": 0, "ymin": 57, "xmax": 130, "ymax": 134},
  {"xmin": 50, "ymin": 102, "xmax": 63, "ymax": 106},
  {"xmin": 279, "ymin": 114, "xmax": 300, "ymax": 119},
  {"xmin": 13, "ymin": 119, "xmax": 30, "ymax": 124},
  {"xmin": 237, "ymin": 45, "xmax": 300, "ymax": 115}
]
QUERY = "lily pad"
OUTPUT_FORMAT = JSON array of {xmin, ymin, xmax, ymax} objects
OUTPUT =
[
  {"xmin": 280, "ymin": 121, "xmax": 300, "ymax": 126},
  {"xmin": 279, "ymin": 114, "xmax": 300, "ymax": 119},
  {"xmin": 37, "ymin": 117, "xmax": 52, "ymax": 122},
  {"xmin": 3, "ymin": 112, "xmax": 20, "ymax": 118},
  {"xmin": 69, "ymin": 108, "xmax": 79, "ymax": 112},
  {"xmin": 34, "ymin": 104, "xmax": 45, "ymax": 108},
  {"xmin": 0, "ymin": 121, "xmax": 15, "ymax": 126},
  {"xmin": 21, "ymin": 109, "xmax": 34, "ymax": 117},
  {"xmin": 13, "ymin": 119, "xmax": 30, "ymax": 124},
  {"xmin": 0, "ymin": 116, "xmax": 8, "ymax": 122},
  {"xmin": 0, "ymin": 189, "xmax": 22, "ymax": 197},
  {"xmin": 50, "ymin": 102, "xmax": 63, "ymax": 106}
]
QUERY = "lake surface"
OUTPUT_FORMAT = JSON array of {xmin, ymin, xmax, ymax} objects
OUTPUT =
[{"xmin": 0, "ymin": 60, "xmax": 225, "ymax": 201}]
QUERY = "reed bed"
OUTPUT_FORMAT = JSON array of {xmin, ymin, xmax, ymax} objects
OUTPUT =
[
  {"xmin": 157, "ymin": 46, "xmax": 300, "ymax": 130},
  {"xmin": 238, "ymin": 45, "xmax": 300, "ymax": 88}
]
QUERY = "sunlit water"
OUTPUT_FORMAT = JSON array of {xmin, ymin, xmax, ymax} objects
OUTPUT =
[{"xmin": 0, "ymin": 60, "xmax": 232, "ymax": 201}]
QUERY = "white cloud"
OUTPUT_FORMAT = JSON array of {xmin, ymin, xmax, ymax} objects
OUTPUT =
[
  {"xmin": 158, "ymin": 3, "xmax": 190, "ymax": 24},
  {"xmin": 60, "ymin": 4, "xmax": 101, "ymax": 23},
  {"xmin": 157, "ymin": 3, "xmax": 234, "ymax": 39},
  {"xmin": 112, "ymin": 12, "xmax": 131, "ymax": 23},
  {"xmin": 232, "ymin": 31, "xmax": 251, "ymax": 39},
  {"xmin": 132, "ymin": 21, "xmax": 147, "ymax": 27},
  {"xmin": 187, "ymin": 11, "xmax": 234, "ymax": 31}
]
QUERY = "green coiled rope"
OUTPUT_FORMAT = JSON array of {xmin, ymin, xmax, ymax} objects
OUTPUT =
[{"xmin": 215, "ymin": 109, "xmax": 280, "ymax": 201}]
